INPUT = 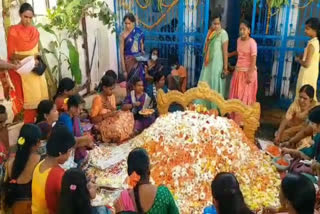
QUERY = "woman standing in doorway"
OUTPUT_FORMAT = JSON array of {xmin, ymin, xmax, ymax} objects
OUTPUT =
[
  {"xmin": 120, "ymin": 13, "xmax": 146, "ymax": 92},
  {"xmin": 7, "ymin": 3, "xmax": 48, "ymax": 123},
  {"xmin": 295, "ymin": 17, "xmax": 320, "ymax": 101},
  {"xmin": 198, "ymin": 15, "xmax": 229, "ymax": 102}
]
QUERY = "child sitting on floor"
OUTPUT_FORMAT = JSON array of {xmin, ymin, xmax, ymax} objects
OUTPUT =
[
  {"xmin": 122, "ymin": 77, "xmax": 155, "ymax": 134},
  {"xmin": 168, "ymin": 54, "xmax": 187, "ymax": 93}
]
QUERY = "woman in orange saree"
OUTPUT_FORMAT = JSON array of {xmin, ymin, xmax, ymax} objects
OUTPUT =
[{"xmin": 7, "ymin": 3, "xmax": 48, "ymax": 124}]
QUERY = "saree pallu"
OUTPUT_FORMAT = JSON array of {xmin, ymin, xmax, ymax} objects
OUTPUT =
[
  {"xmin": 7, "ymin": 25, "xmax": 48, "ymax": 122},
  {"xmin": 91, "ymin": 95, "xmax": 134, "ymax": 143},
  {"xmin": 98, "ymin": 111, "xmax": 134, "ymax": 143},
  {"xmin": 125, "ymin": 56, "xmax": 146, "ymax": 93},
  {"xmin": 124, "ymin": 27, "xmax": 146, "ymax": 92}
]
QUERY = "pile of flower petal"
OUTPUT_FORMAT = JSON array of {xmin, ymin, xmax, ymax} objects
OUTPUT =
[{"xmin": 133, "ymin": 111, "xmax": 281, "ymax": 213}]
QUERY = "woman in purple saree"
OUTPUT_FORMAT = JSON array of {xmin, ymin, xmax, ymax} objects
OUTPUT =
[{"xmin": 120, "ymin": 13, "xmax": 146, "ymax": 92}]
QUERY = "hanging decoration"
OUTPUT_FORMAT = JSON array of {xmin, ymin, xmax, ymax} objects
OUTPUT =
[
  {"xmin": 121, "ymin": 0, "xmax": 179, "ymax": 30},
  {"xmin": 266, "ymin": 0, "xmax": 289, "ymax": 34},
  {"xmin": 136, "ymin": 0, "xmax": 151, "ymax": 9},
  {"xmin": 297, "ymin": 0, "xmax": 314, "ymax": 9},
  {"xmin": 135, "ymin": 0, "xmax": 199, "ymax": 11}
]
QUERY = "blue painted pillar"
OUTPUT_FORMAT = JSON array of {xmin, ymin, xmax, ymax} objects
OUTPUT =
[{"xmin": 225, "ymin": 0, "xmax": 240, "ymax": 51}]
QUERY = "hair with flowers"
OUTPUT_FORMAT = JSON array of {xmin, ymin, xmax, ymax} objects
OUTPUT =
[
  {"xmin": 127, "ymin": 148, "xmax": 150, "ymax": 213},
  {"xmin": 59, "ymin": 168, "xmax": 91, "ymax": 214},
  {"xmin": 17, "ymin": 137, "xmax": 25, "ymax": 146},
  {"xmin": 5, "ymin": 124, "xmax": 41, "ymax": 207},
  {"xmin": 70, "ymin": 184, "xmax": 77, "ymax": 191},
  {"xmin": 128, "ymin": 171, "xmax": 141, "ymax": 188}
]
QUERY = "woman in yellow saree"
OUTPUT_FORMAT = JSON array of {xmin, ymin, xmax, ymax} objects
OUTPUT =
[{"xmin": 7, "ymin": 3, "xmax": 48, "ymax": 123}]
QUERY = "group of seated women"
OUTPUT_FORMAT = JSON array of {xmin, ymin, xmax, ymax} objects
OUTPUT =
[
  {"xmin": 271, "ymin": 84, "xmax": 320, "ymax": 184},
  {"xmin": 3, "ymin": 120, "xmax": 111, "ymax": 214}
]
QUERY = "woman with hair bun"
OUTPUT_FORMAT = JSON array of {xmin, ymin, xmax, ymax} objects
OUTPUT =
[{"xmin": 114, "ymin": 148, "xmax": 179, "ymax": 213}]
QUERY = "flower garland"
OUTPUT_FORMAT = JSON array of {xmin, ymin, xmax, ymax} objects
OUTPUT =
[
  {"xmin": 297, "ymin": 0, "xmax": 314, "ymax": 9},
  {"xmin": 121, "ymin": 0, "xmax": 179, "ymax": 30},
  {"xmin": 136, "ymin": 0, "xmax": 151, "ymax": 9}
]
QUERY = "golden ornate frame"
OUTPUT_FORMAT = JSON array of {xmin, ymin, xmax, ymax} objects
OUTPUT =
[{"xmin": 157, "ymin": 82, "xmax": 261, "ymax": 142}]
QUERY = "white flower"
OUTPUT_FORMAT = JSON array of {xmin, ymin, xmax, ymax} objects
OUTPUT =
[
  {"xmin": 172, "ymin": 171, "xmax": 179, "ymax": 180},
  {"xmin": 200, "ymin": 192, "xmax": 206, "ymax": 200}
]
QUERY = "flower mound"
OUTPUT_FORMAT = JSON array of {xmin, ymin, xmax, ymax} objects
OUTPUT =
[{"xmin": 136, "ymin": 111, "xmax": 280, "ymax": 213}]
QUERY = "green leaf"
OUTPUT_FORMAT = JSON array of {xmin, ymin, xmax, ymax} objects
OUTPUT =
[
  {"xmin": 66, "ymin": 40, "xmax": 82, "ymax": 84},
  {"xmin": 42, "ymin": 48, "xmax": 53, "ymax": 54},
  {"xmin": 37, "ymin": 23, "xmax": 57, "ymax": 37},
  {"xmin": 51, "ymin": 65, "xmax": 58, "ymax": 74}
]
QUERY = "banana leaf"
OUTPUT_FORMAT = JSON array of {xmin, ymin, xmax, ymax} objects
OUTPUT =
[{"xmin": 66, "ymin": 40, "xmax": 82, "ymax": 84}]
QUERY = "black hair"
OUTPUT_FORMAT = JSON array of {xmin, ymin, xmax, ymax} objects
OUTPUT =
[
  {"xmin": 153, "ymin": 71, "xmax": 165, "ymax": 83},
  {"xmin": 67, "ymin": 95, "xmax": 81, "ymax": 110},
  {"xmin": 281, "ymin": 173, "xmax": 315, "ymax": 214},
  {"xmin": 11, "ymin": 124, "xmax": 41, "ymax": 180},
  {"xmin": 299, "ymin": 84, "xmax": 315, "ymax": 99},
  {"xmin": 19, "ymin": 3, "xmax": 34, "ymax": 15},
  {"xmin": 4, "ymin": 125, "xmax": 41, "ymax": 208},
  {"xmin": 168, "ymin": 54, "xmax": 180, "ymax": 67},
  {"xmin": 132, "ymin": 76, "xmax": 143, "ymax": 86},
  {"xmin": 211, "ymin": 14, "xmax": 222, "ymax": 22},
  {"xmin": 123, "ymin": 13, "xmax": 136, "ymax": 23},
  {"xmin": 0, "ymin": 104, "xmax": 6, "ymax": 114},
  {"xmin": 127, "ymin": 148, "xmax": 150, "ymax": 214},
  {"xmin": 308, "ymin": 106, "xmax": 320, "ymax": 124},
  {"xmin": 305, "ymin": 17, "xmax": 320, "ymax": 46},
  {"xmin": 211, "ymin": 172, "xmax": 253, "ymax": 214},
  {"xmin": 105, "ymin": 70, "xmax": 117, "ymax": 81},
  {"xmin": 240, "ymin": 19, "xmax": 251, "ymax": 29},
  {"xmin": 101, "ymin": 75, "xmax": 116, "ymax": 88},
  {"xmin": 58, "ymin": 168, "xmax": 91, "ymax": 214},
  {"xmin": 150, "ymin": 48, "xmax": 160, "ymax": 59},
  {"xmin": 54, "ymin": 78, "xmax": 75, "ymax": 101},
  {"xmin": 46, "ymin": 124, "xmax": 75, "ymax": 157},
  {"xmin": 36, "ymin": 100, "xmax": 55, "ymax": 124},
  {"xmin": 95, "ymin": 70, "xmax": 117, "ymax": 92}
]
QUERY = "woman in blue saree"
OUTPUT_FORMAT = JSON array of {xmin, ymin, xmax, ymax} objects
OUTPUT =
[{"xmin": 120, "ymin": 13, "xmax": 146, "ymax": 92}]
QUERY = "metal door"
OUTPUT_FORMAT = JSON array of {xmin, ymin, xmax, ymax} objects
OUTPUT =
[
  {"xmin": 251, "ymin": 0, "xmax": 320, "ymax": 102},
  {"xmin": 113, "ymin": 0, "xmax": 210, "ymax": 87}
]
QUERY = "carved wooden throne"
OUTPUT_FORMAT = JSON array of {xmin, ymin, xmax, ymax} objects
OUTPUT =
[{"xmin": 156, "ymin": 82, "xmax": 261, "ymax": 142}]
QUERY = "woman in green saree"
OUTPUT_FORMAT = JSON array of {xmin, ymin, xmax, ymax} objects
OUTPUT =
[
  {"xmin": 197, "ymin": 15, "xmax": 229, "ymax": 109},
  {"xmin": 114, "ymin": 148, "xmax": 179, "ymax": 214}
]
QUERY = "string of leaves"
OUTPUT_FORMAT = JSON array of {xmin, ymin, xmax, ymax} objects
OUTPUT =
[{"xmin": 240, "ymin": 0, "xmax": 288, "ymax": 9}]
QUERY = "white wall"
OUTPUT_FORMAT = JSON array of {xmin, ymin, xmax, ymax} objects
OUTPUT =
[
  {"xmin": 0, "ymin": 0, "xmax": 118, "ymax": 89},
  {"xmin": 0, "ymin": 0, "xmax": 7, "ymax": 59},
  {"xmin": 85, "ymin": 0, "xmax": 118, "ymax": 89}
]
